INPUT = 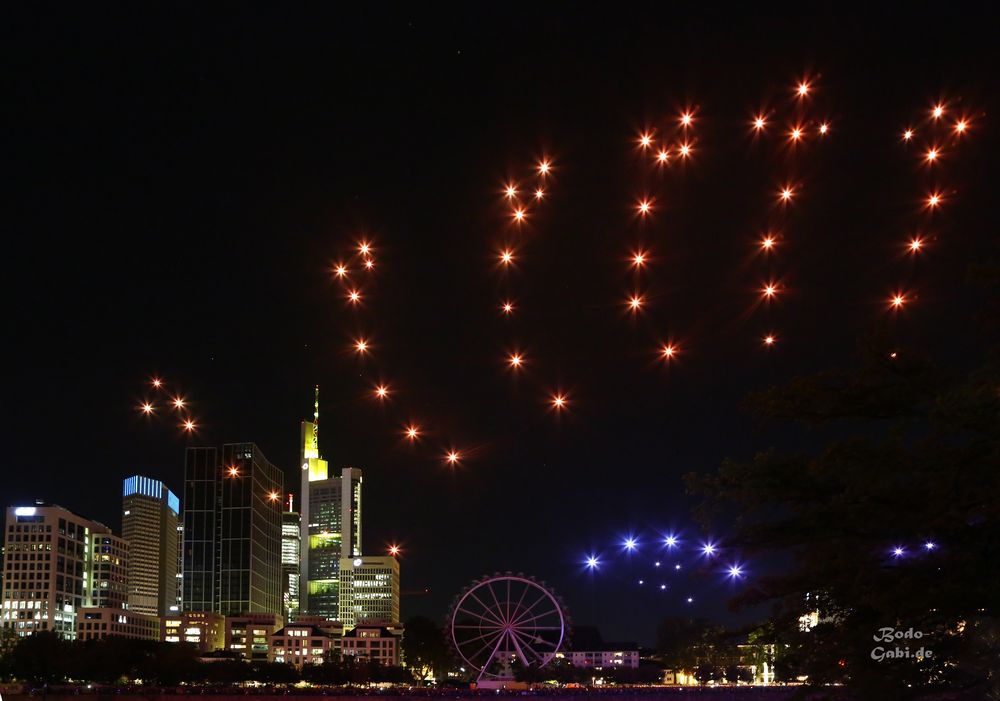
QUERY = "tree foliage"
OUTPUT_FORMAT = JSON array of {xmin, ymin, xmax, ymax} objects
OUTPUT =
[{"xmin": 685, "ymin": 263, "xmax": 1000, "ymax": 699}]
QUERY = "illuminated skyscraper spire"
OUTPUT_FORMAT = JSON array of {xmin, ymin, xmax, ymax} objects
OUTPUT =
[{"xmin": 314, "ymin": 384, "xmax": 320, "ymax": 454}]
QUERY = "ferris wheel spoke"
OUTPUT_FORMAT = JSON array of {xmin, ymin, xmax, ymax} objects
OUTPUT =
[
  {"xmin": 454, "ymin": 605, "xmax": 504, "ymax": 627},
  {"xmin": 464, "ymin": 627, "xmax": 506, "ymax": 667},
  {"xmin": 465, "ymin": 590, "xmax": 505, "ymax": 626},
  {"xmin": 508, "ymin": 627, "xmax": 531, "ymax": 665},
  {"xmin": 511, "ymin": 602, "xmax": 561, "ymax": 628},
  {"xmin": 508, "ymin": 591, "xmax": 551, "ymax": 627},
  {"xmin": 477, "ymin": 630, "xmax": 509, "ymax": 681},
  {"xmin": 508, "ymin": 628, "xmax": 543, "ymax": 661},
  {"xmin": 485, "ymin": 579, "xmax": 508, "ymax": 625}
]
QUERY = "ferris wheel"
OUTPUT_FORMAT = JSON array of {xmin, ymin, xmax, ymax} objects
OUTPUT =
[{"xmin": 448, "ymin": 573, "xmax": 568, "ymax": 681}]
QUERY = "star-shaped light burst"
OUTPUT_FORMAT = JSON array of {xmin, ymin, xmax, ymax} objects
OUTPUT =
[
  {"xmin": 358, "ymin": 241, "xmax": 371, "ymax": 256},
  {"xmin": 954, "ymin": 119, "xmax": 968, "ymax": 135},
  {"xmin": 752, "ymin": 114, "xmax": 767, "ymax": 132},
  {"xmin": 508, "ymin": 352, "xmax": 524, "ymax": 370},
  {"xmin": 679, "ymin": 111, "xmax": 694, "ymax": 127},
  {"xmin": 902, "ymin": 129, "xmax": 915, "ymax": 142},
  {"xmin": 631, "ymin": 250, "xmax": 648, "ymax": 267},
  {"xmin": 636, "ymin": 198, "xmax": 653, "ymax": 216},
  {"xmin": 172, "ymin": 396, "xmax": 186, "ymax": 410},
  {"xmin": 763, "ymin": 334, "xmax": 777, "ymax": 347},
  {"xmin": 550, "ymin": 393, "xmax": 568, "ymax": 411},
  {"xmin": 404, "ymin": 424, "xmax": 421, "ymax": 441},
  {"xmin": 627, "ymin": 294, "xmax": 645, "ymax": 312},
  {"xmin": 140, "ymin": 402, "xmax": 154, "ymax": 415},
  {"xmin": 363, "ymin": 258, "xmax": 375, "ymax": 270},
  {"xmin": 908, "ymin": 237, "xmax": 924, "ymax": 253},
  {"xmin": 504, "ymin": 183, "xmax": 518, "ymax": 199},
  {"xmin": 347, "ymin": 289, "xmax": 362, "ymax": 304},
  {"xmin": 445, "ymin": 450, "xmax": 462, "ymax": 466},
  {"xmin": 354, "ymin": 338, "xmax": 369, "ymax": 354},
  {"xmin": 182, "ymin": 419, "xmax": 196, "ymax": 433},
  {"xmin": 373, "ymin": 384, "xmax": 390, "ymax": 400},
  {"xmin": 924, "ymin": 541, "xmax": 937, "ymax": 551},
  {"xmin": 701, "ymin": 542, "xmax": 718, "ymax": 557},
  {"xmin": 892, "ymin": 546, "xmax": 906, "ymax": 558},
  {"xmin": 512, "ymin": 207, "xmax": 526, "ymax": 223},
  {"xmin": 779, "ymin": 186, "xmax": 795, "ymax": 203},
  {"xmin": 638, "ymin": 132, "xmax": 653, "ymax": 149},
  {"xmin": 789, "ymin": 125, "xmax": 804, "ymax": 142},
  {"xmin": 890, "ymin": 292, "xmax": 907, "ymax": 310},
  {"xmin": 818, "ymin": 122, "xmax": 830, "ymax": 135},
  {"xmin": 796, "ymin": 80, "xmax": 811, "ymax": 98},
  {"xmin": 388, "ymin": 544, "xmax": 401, "ymax": 557},
  {"xmin": 925, "ymin": 147, "xmax": 940, "ymax": 164},
  {"xmin": 585, "ymin": 555, "xmax": 599, "ymax": 570},
  {"xmin": 677, "ymin": 142, "xmax": 692, "ymax": 159},
  {"xmin": 534, "ymin": 188, "xmax": 545, "ymax": 200},
  {"xmin": 932, "ymin": 104, "xmax": 945, "ymax": 120},
  {"xmin": 762, "ymin": 282, "xmax": 779, "ymax": 299},
  {"xmin": 228, "ymin": 465, "xmax": 240, "ymax": 478},
  {"xmin": 664, "ymin": 534, "xmax": 678, "ymax": 548},
  {"xmin": 334, "ymin": 264, "xmax": 348, "ymax": 278},
  {"xmin": 268, "ymin": 491, "xmax": 280, "ymax": 503},
  {"xmin": 501, "ymin": 301, "xmax": 515, "ymax": 315},
  {"xmin": 151, "ymin": 378, "xmax": 163, "ymax": 388},
  {"xmin": 660, "ymin": 344, "xmax": 677, "ymax": 361},
  {"xmin": 727, "ymin": 564, "xmax": 744, "ymax": 579},
  {"xmin": 760, "ymin": 235, "xmax": 776, "ymax": 251},
  {"xmin": 538, "ymin": 159, "xmax": 551, "ymax": 176},
  {"xmin": 499, "ymin": 248, "xmax": 515, "ymax": 266},
  {"xmin": 656, "ymin": 149, "xmax": 670, "ymax": 164},
  {"xmin": 926, "ymin": 192, "xmax": 943, "ymax": 209},
  {"xmin": 623, "ymin": 536, "xmax": 638, "ymax": 552}
]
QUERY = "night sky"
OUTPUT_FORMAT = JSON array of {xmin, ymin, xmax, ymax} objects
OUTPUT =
[{"xmin": 4, "ymin": 7, "xmax": 997, "ymax": 645}]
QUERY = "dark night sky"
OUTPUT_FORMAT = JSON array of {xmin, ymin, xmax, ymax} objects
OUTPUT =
[{"xmin": 3, "ymin": 6, "xmax": 998, "ymax": 645}]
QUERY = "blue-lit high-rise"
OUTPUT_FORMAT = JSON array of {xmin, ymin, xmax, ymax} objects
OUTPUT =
[{"xmin": 122, "ymin": 475, "xmax": 180, "ymax": 616}]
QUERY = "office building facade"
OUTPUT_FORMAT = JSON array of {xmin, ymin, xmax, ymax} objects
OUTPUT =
[
  {"xmin": 299, "ymin": 389, "xmax": 363, "ymax": 619},
  {"xmin": 281, "ymin": 503, "xmax": 300, "ymax": 621},
  {"xmin": 1, "ymin": 502, "xmax": 120, "ymax": 639},
  {"xmin": 182, "ymin": 443, "xmax": 285, "ymax": 616},
  {"xmin": 337, "ymin": 555, "xmax": 399, "ymax": 628},
  {"xmin": 122, "ymin": 475, "xmax": 180, "ymax": 615}
]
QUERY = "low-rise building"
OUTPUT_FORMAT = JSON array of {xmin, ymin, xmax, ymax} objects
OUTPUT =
[
  {"xmin": 162, "ymin": 611, "xmax": 225, "ymax": 652},
  {"xmin": 76, "ymin": 607, "xmax": 160, "ymax": 641},
  {"xmin": 269, "ymin": 623, "xmax": 339, "ymax": 667},
  {"xmin": 567, "ymin": 644, "xmax": 640, "ymax": 670},
  {"xmin": 225, "ymin": 612, "xmax": 284, "ymax": 660},
  {"xmin": 341, "ymin": 622, "xmax": 403, "ymax": 667}
]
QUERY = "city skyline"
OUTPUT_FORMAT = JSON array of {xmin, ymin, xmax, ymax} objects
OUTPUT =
[{"xmin": 5, "ymin": 6, "xmax": 997, "ymax": 651}]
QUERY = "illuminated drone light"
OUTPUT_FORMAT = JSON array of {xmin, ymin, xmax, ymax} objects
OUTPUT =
[
  {"xmin": 405, "ymin": 425, "xmax": 420, "ymax": 440},
  {"xmin": 893, "ymin": 546, "xmax": 905, "ymax": 558},
  {"xmin": 623, "ymin": 537, "xmax": 637, "ymax": 551},
  {"xmin": 702, "ymin": 542, "xmax": 717, "ymax": 556},
  {"xmin": 664, "ymin": 535, "xmax": 678, "ymax": 547},
  {"xmin": 445, "ymin": 451, "xmax": 461, "ymax": 465},
  {"xmin": 932, "ymin": 104, "xmax": 944, "ymax": 119},
  {"xmin": 728, "ymin": 564, "xmax": 744, "ymax": 578},
  {"xmin": 902, "ymin": 129, "xmax": 914, "ymax": 141},
  {"xmin": 140, "ymin": 403, "xmax": 154, "ymax": 415},
  {"xmin": 389, "ymin": 544, "xmax": 401, "ymax": 556},
  {"xmin": 924, "ymin": 541, "xmax": 937, "ymax": 551},
  {"xmin": 586, "ymin": 556, "xmax": 599, "ymax": 569}
]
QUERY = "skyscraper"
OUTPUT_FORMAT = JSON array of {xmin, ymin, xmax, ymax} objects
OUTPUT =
[
  {"xmin": 337, "ymin": 555, "xmax": 400, "ymax": 628},
  {"xmin": 281, "ymin": 497, "xmax": 300, "ymax": 621},
  {"xmin": 1, "ymin": 502, "xmax": 124, "ymax": 639},
  {"xmin": 299, "ymin": 387, "xmax": 363, "ymax": 619},
  {"xmin": 182, "ymin": 443, "xmax": 285, "ymax": 616},
  {"xmin": 122, "ymin": 475, "xmax": 180, "ymax": 616}
]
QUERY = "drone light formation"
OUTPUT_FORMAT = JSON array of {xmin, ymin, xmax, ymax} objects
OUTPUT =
[
  {"xmin": 151, "ymin": 378, "xmax": 162, "ymax": 388},
  {"xmin": 585, "ymin": 555, "xmax": 599, "ymax": 569},
  {"xmin": 404, "ymin": 424, "xmax": 421, "ymax": 441},
  {"xmin": 354, "ymin": 338, "xmax": 369, "ymax": 354},
  {"xmin": 388, "ymin": 544, "xmax": 401, "ymax": 556},
  {"xmin": 779, "ymin": 186, "xmax": 795, "ymax": 203},
  {"xmin": 932, "ymin": 103, "xmax": 945, "ymax": 119},
  {"xmin": 501, "ymin": 301, "xmax": 515, "ymax": 315},
  {"xmin": 908, "ymin": 237, "xmax": 924, "ymax": 253},
  {"xmin": 550, "ymin": 393, "xmax": 568, "ymax": 411},
  {"xmin": 374, "ymin": 384, "xmax": 390, "ymax": 400},
  {"xmin": 140, "ymin": 402, "xmax": 154, "ymax": 415},
  {"xmin": 172, "ymin": 396, "xmax": 186, "ymax": 410},
  {"xmin": 656, "ymin": 148, "xmax": 669, "ymax": 163},
  {"xmin": 818, "ymin": 122, "xmax": 830, "ymax": 135},
  {"xmin": 752, "ymin": 114, "xmax": 767, "ymax": 131},
  {"xmin": 628, "ymin": 294, "xmax": 644, "ymax": 312},
  {"xmin": 334, "ymin": 264, "xmax": 348, "ymax": 278},
  {"xmin": 445, "ymin": 450, "xmax": 462, "ymax": 466},
  {"xmin": 638, "ymin": 132, "xmax": 653, "ymax": 149},
  {"xmin": 182, "ymin": 419, "xmax": 196, "ymax": 432},
  {"xmin": 902, "ymin": 129, "xmax": 915, "ymax": 141},
  {"xmin": 623, "ymin": 536, "xmax": 638, "ymax": 551},
  {"xmin": 504, "ymin": 183, "xmax": 518, "ymax": 199},
  {"xmin": 637, "ymin": 198, "xmax": 653, "ymax": 216},
  {"xmin": 727, "ymin": 564, "xmax": 744, "ymax": 579},
  {"xmin": 631, "ymin": 250, "xmax": 648, "ymax": 267},
  {"xmin": 347, "ymin": 289, "xmax": 362, "ymax": 304},
  {"xmin": 538, "ymin": 159, "xmax": 551, "ymax": 176},
  {"xmin": 796, "ymin": 80, "xmax": 810, "ymax": 97}
]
